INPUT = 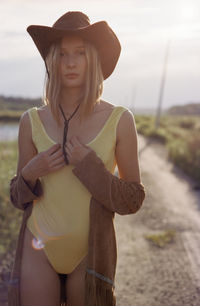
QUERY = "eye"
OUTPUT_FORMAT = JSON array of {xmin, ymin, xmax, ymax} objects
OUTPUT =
[{"xmin": 76, "ymin": 49, "xmax": 85, "ymax": 56}]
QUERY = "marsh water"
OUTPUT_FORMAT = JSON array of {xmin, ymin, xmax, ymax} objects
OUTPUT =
[{"xmin": 0, "ymin": 123, "xmax": 19, "ymax": 142}]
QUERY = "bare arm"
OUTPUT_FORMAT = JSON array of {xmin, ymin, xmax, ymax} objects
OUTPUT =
[
  {"xmin": 9, "ymin": 111, "xmax": 43, "ymax": 210},
  {"xmin": 17, "ymin": 111, "xmax": 39, "ymax": 190},
  {"xmin": 10, "ymin": 110, "xmax": 66, "ymax": 210},
  {"xmin": 17, "ymin": 111, "xmax": 66, "ymax": 185},
  {"xmin": 115, "ymin": 109, "xmax": 141, "ymax": 182}
]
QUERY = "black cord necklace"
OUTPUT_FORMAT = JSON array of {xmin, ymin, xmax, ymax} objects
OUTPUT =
[{"xmin": 59, "ymin": 102, "xmax": 81, "ymax": 165}]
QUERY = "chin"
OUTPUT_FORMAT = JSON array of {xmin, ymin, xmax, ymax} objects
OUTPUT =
[
  {"xmin": 61, "ymin": 85, "xmax": 83, "ymax": 90},
  {"xmin": 62, "ymin": 81, "xmax": 84, "ymax": 88}
]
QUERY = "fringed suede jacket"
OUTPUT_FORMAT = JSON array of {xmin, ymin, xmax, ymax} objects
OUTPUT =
[{"xmin": 8, "ymin": 149, "xmax": 145, "ymax": 306}]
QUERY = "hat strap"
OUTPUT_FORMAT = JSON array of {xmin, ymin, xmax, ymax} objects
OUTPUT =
[{"xmin": 59, "ymin": 103, "xmax": 81, "ymax": 165}]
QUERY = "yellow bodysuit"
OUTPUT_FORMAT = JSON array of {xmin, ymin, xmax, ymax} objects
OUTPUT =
[{"xmin": 27, "ymin": 105, "xmax": 128, "ymax": 274}]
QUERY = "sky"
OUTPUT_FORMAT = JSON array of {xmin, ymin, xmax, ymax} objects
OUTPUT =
[{"xmin": 1, "ymin": 0, "xmax": 200, "ymax": 111}]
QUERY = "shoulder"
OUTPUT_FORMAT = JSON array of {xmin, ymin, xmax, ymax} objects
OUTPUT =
[
  {"xmin": 98, "ymin": 100, "xmax": 135, "ymax": 141},
  {"xmin": 98, "ymin": 99, "xmax": 115, "ymax": 112},
  {"xmin": 99, "ymin": 99, "xmax": 134, "ymax": 127},
  {"xmin": 116, "ymin": 106, "xmax": 136, "ymax": 144},
  {"xmin": 19, "ymin": 108, "xmax": 32, "ymax": 127},
  {"xmin": 99, "ymin": 99, "xmax": 131, "ymax": 115},
  {"xmin": 18, "ymin": 108, "xmax": 35, "ymax": 143},
  {"xmin": 19, "ymin": 106, "xmax": 38, "ymax": 127},
  {"xmin": 18, "ymin": 105, "xmax": 43, "ymax": 135},
  {"xmin": 22, "ymin": 105, "xmax": 48, "ymax": 124},
  {"xmin": 35, "ymin": 105, "xmax": 47, "ymax": 117}
]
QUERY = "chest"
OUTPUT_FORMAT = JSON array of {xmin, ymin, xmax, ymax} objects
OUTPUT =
[
  {"xmin": 30, "ymin": 105, "xmax": 124, "ymax": 172},
  {"xmin": 39, "ymin": 107, "xmax": 115, "ymax": 145}
]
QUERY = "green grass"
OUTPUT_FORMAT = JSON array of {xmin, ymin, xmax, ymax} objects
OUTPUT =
[
  {"xmin": 135, "ymin": 115, "xmax": 200, "ymax": 182},
  {"xmin": 144, "ymin": 229, "xmax": 176, "ymax": 248},
  {"xmin": 0, "ymin": 110, "xmax": 23, "ymax": 122},
  {"xmin": 0, "ymin": 141, "xmax": 22, "ymax": 259}
]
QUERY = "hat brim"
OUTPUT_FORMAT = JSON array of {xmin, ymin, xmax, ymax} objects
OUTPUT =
[{"xmin": 27, "ymin": 21, "xmax": 121, "ymax": 80}]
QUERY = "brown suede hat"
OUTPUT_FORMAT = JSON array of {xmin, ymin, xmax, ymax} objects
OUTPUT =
[{"xmin": 26, "ymin": 11, "xmax": 121, "ymax": 80}]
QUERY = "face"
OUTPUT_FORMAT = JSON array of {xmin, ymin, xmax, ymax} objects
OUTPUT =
[{"xmin": 59, "ymin": 35, "xmax": 87, "ymax": 89}]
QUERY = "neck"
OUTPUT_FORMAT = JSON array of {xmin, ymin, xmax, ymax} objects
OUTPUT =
[{"xmin": 60, "ymin": 87, "xmax": 83, "ymax": 113}]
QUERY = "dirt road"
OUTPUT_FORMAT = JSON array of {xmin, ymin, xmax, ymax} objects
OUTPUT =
[{"xmin": 114, "ymin": 134, "xmax": 200, "ymax": 306}]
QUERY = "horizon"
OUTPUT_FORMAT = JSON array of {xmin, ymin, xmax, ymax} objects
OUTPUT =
[{"xmin": 1, "ymin": 93, "xmax": 200, "ymax": 113}]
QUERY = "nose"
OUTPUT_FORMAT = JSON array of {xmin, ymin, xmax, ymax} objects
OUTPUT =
[{"xmin": 65, "ymin": 54, "xmax": 76, "ymax": 68}]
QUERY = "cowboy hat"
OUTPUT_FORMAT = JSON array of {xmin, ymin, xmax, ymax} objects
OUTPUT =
[{"xmin": 26, "ymin": 11, "xmax": 121, "ymax": 80}]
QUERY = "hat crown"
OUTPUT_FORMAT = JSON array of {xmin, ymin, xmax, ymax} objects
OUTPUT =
[
  {"xmin": 27, "ymin": 10, "xmax": 121, "ymax": 79},
  {"xmin": 53, "ymin": 11, "xmax": 90, "ymax": 30}
]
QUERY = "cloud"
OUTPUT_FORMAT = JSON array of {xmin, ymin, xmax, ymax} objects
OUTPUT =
[{"xmin": 1, "ymin": 31, "xmax": 26, "ymax": 38}]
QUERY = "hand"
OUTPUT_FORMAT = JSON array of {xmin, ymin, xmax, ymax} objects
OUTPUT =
[
  {"xmin": 65, "ymin": 136, "xmax": 93, "ymax": 166},
  {"xmin": 22, "ymin": 143, "xmax": 66, "ymax": 181}
]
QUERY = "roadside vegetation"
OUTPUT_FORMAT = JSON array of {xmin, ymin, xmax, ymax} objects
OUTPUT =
[
  {"xmin": 134, "ymin": 114, "xmax": 200, "ymax": 183},
  {"xmin": 0, "ymin": 141, "xmax": 22, "ymax": 262}
]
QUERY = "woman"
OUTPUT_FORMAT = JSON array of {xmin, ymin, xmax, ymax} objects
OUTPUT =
[{"xmin": 8, "ymin": 11, "xmax": 146, "ymax": 306}]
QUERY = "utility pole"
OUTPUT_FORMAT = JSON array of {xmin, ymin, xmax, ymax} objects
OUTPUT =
[{"xmin": 155, "ymin": 39, "xmax": 171, "ymax": 129}]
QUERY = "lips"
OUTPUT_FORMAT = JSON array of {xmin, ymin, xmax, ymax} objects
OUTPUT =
[{"xmin": 65, "ymin": 73, "xmax": 79, "ymax": 78}]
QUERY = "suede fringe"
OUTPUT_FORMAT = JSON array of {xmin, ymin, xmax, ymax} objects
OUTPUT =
[
  {"xmin": 7, "ymin": 285, "xmax": 20, "ymax": 306},
  {"xmin": 84, "ymin": 271, "xmax": 116, "ymax": 306}
]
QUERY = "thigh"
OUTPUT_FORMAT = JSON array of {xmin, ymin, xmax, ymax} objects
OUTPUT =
[
  {"xmin": 20, "ymin": 226, "xmax": 61, "ymax": 306},
  {"xmin": 65, "ymin": 254, "xmax": 88, "ymax": 306}
]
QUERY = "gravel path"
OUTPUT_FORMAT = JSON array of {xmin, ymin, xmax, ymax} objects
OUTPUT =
[{"xmin": 114, "ymin": 134, "xmax": 200, "ymax": 306}]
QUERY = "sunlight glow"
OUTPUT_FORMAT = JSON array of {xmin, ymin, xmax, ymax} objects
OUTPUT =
[
  {"xmin": 180, "ymin": 6, "xmax": 196, "ymax": 20},
  {"xmin": 32, "ymin": 237, "xmax": 45, "ymax": 250}
]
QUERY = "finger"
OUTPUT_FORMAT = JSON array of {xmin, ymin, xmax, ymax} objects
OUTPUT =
[
  {"xmin": 65, "ymin": 142, "xmax": 73, "ymax": 152},
  {"xmin": 66, "ymin": 149, "xmax": 72, "ymax": 157},
  {"xmin": 51, "ymin": 151, "xmax": 65, "ymax": 163},
  {"xmin": 71, "ymin": 136, "xmax": 82, "ymax": 147},
  {"xmin": 51, "ymin": 155, "xmax": 65, "ymax": 167},
  {"xmin": 51, "ymin": 161, "xmax": 66, "ymax": 171},
  {"xmin": 47, "ymin": 143, "xmax": 61, "ymax": 155},
  {"xmin": 65, "ymin": 146, "xmax": 72, "ymax": 159},
  {"xmin": 70, "ymin": 135, "xmax": 81, "ymax": 144},
  {"xmin": 68, "ymin": 138, "xmax": 75, "ymax": 146},
  {"xmin": 50, "ymin": 148, "xmax": 64, "ymax": 160},
  {"xmin": 67, "ymin": 140, "xmax": 74, "ymax": 147}
]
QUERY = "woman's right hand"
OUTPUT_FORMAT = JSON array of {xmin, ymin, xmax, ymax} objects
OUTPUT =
[{"xmin": 21, "ymin": 143, "xmax": 66, "ymax": 181}]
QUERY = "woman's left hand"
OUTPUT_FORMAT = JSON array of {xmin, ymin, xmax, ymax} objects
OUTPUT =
[{"xmin": 65, "ymin": 135, "xmax": 93, "ymax": 166}]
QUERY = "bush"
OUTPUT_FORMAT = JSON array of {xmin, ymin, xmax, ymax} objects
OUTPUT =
[{"xmin": 136, "ymin": 114, "xmax": 200, "ymax": 183}]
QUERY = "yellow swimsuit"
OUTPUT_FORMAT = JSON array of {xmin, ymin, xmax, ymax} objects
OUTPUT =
[{"xmin": 26, "ymin": 105, "xmax": 128, "ymax": 274}]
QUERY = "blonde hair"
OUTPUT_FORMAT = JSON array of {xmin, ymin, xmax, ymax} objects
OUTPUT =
[{"xmin": 43, "ymin": 36, "xmax": 104, "ymax": 125}]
